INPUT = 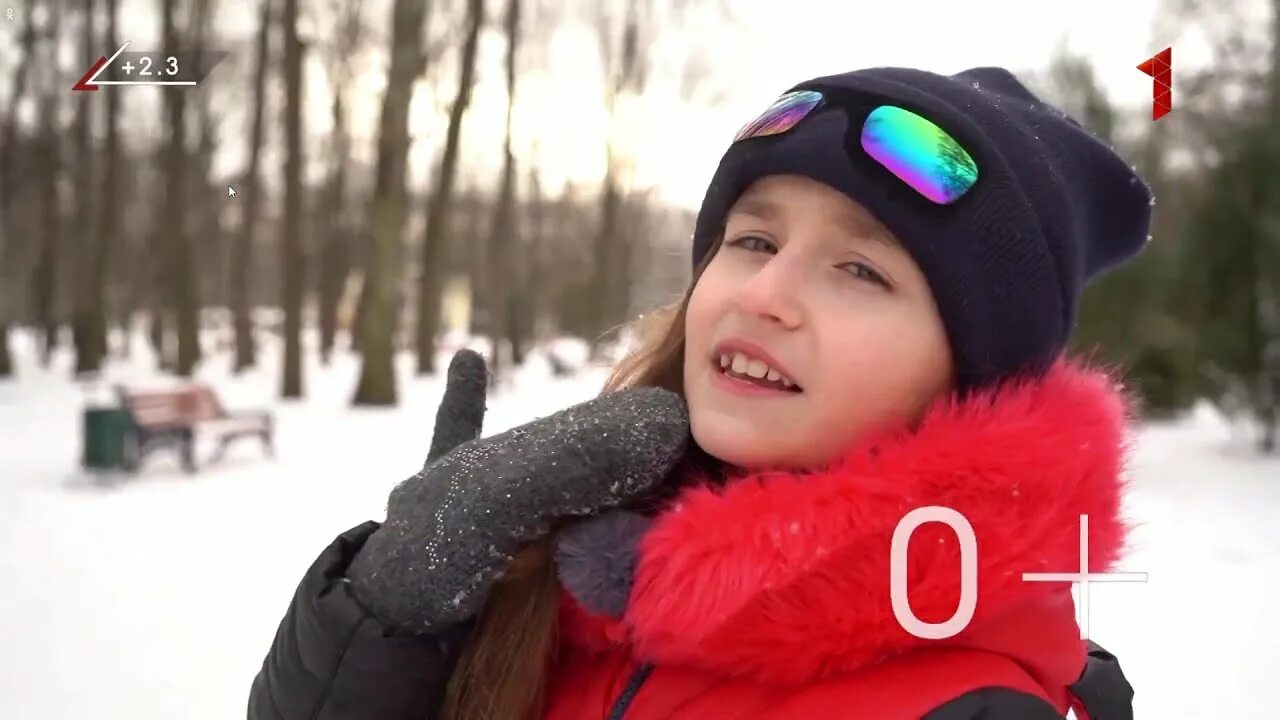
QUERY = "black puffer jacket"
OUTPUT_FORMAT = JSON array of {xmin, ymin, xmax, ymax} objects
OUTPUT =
[{"xmin": 247, "ymin": 522, "xmax": 470, "ymax": 720}]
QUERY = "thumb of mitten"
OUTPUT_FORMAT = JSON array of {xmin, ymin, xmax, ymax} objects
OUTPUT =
[
  {"xmin": 426, "ymin": 349, "xmax": 488, "ymax": 464},
  {"xmin": 347, "ymin": 349, "xmax": 487, "ymax": 629},
  {"xmin": 555, "ymin": 510, "xmax": 653, "ymax": 618}
]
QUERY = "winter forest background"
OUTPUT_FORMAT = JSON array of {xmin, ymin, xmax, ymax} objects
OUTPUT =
[{"xmin": 1, "ymin": 0, "xmax": 1279, "ymax": 717}]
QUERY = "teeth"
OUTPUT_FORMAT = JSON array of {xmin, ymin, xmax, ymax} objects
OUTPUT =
[{"xmin": 717, "ymin": 349, "xmax": 797, "ymax": 390}]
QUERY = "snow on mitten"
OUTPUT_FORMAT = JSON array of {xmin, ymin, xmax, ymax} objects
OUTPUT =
[{"xmin": 347, "ymin": 352, "xmax": 689, "ymax": 635}]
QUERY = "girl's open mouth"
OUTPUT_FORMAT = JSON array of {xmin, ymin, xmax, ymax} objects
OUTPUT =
[{"xmin": 711, "ymin": 350, "xmax": 803, "ymax": 394}]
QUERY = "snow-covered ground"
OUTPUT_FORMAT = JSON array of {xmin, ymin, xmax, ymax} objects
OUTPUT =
[{"xmin": 1, "ymin": 329, "xmax": 1276, "ymax": 719}]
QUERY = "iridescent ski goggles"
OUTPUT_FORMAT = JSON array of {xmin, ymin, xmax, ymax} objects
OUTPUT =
[{"xmin": 732, "ymin": 89, "xmax": 980, "ymax": 205}]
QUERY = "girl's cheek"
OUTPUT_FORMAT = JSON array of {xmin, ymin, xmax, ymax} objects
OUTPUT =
[
  {"xmin": 683, "ymin": 295, "xmax": 709, "ymax": 349},
  {"xmin": 686, "ymin": 275, "xmax": 727, "ymax": 339}
]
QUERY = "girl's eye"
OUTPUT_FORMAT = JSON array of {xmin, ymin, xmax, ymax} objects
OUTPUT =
[
  {"xmin": 839, "ymin": 261, "xmax": 890, "ymax": 289},
  {"xmin": 727, "ymin": 234, "xmax": 778, "ymax": 254}
]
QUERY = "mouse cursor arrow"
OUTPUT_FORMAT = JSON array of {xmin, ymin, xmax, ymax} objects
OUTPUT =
[{"xmin": 227, "ymin": 186, "xmax": 237, "ymax": 199}]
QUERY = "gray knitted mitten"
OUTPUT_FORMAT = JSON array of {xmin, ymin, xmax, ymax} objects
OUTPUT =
[{"xmin": 347, "ymin": 350, "xmax": 689, "ymax": 634}]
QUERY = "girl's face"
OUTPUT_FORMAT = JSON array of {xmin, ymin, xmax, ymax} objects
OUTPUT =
[{"xmin": 683, "ymin": 175, "xmax": 954, "ymax": 470}]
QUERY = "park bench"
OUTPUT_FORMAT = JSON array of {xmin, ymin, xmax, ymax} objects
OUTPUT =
[{"xmin": 117, "ymin": 383, "xmax": 274, "ymax": 473}]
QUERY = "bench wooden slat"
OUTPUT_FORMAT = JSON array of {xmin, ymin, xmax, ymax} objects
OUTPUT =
[{"xmin": 115, "ymin": 382, "xmax": 274, "ymax": 473}]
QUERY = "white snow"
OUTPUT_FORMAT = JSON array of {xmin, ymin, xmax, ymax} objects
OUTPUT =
[{"xmin": 1, "ymin": 329, "xmax": 1276, "ymax": 719}]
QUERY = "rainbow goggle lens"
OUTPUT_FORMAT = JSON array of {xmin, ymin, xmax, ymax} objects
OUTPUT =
[{"xmin": 732, "ymin": 90, "xmax": 979, "ymax": 205}]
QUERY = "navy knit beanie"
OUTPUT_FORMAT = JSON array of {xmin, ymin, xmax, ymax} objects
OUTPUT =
[{"xmin": 692, "ymin": 66, "xmax": 1154, "ymax": 392}]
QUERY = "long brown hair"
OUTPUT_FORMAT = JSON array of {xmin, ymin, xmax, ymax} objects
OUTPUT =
[{"xmin": 438, "ymin": 249, "xmax": 717, "ymax": 720}]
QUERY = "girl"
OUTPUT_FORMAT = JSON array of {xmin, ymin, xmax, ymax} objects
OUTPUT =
[{"xmin": 249, "ymin": 65, "xmax": 1150, "ymax": 719}]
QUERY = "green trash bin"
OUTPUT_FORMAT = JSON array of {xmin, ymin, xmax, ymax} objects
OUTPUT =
[{"xmin": 83, "ymin": 407, "xmax": 131, "ymax": 471}]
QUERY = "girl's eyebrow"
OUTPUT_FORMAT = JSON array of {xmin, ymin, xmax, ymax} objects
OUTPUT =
[
  {"xmin": 833, "ymin": 209, "xmax": 901, "ymax": 250},
  {"xmin": 728, "ymin": 195, "xmax": 779, "ymax": 222},
  {"xmin": 730, "ymin": 193, "xmax": 902, "ymax": 250}
]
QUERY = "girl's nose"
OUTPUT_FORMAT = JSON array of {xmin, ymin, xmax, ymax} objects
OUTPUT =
[{"xmin": 734, "ymin": 254, "xmax": 804, "ymax": 329}]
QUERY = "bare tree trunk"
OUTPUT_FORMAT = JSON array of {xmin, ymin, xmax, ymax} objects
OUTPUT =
[
  {"xmin": 489, "ymin": 0, "xmax": 522, "ymax": 375},
  {"xmin": 35, "ymin": 146, "xmax": 60, "ymax": 368},
  {"xmin": 0, "ymin": 6, "xmax": 38, "ymax": 377},
  {"xmin": 352, "ymin": 238, "xmax": 371, "ymax": 353},
  {"xmin": 319, "ymin": 89, "xmax": 350, "ymax": 365},
  {"xmin": 161, "ymin": 0, "xmax": 200, "ymax": 376},
  {"xmin": 0, "ymin": 323, "xmax": 9, "ymax": 377},
  {"xmin": 71, "ymin": 0, "xmax": 102, "ymax": 374},
  {"xmin": 414, "ymin": 0, "xmax": 484, "ymax": 375},
  {"xmin": 97, "ymin": 0, "xmax": 120, "ymax": 360},
  {"xmin": 35, "ymin": 119, "xmax": 61, "ymax": 368},
  {"xmin": 590, "ymin": 163, "xmax": 621, "ymax": 357},
  {"xmin": 231, "ymin": 0, "xmax": 272, "ymax": 373},
  {"xmin": 280, "ymin": 0, "xmax": 305, "ymax": 398},
  {"xmin": 147, "ymin": 193, "xmax": 168, "ymax": 365},
  {"xmin": 589, "ymin": 0, "xmax": 645, "ymax": 358},
  {"xmin": 0, "ymin": 317, "xmax": 9, "ymax": 376},
  {"xmin": 34, "ymin": 0, "xmax": 66, "ymax": 367},
  {"xmin": 1259, "ymin": 0, "xmax": 1280, "ymax": 452},
  {"xmin": 148, "ymin": 227, "xmax": 169, "ymax": 365},
  {"xmin": 191, "ymin": 0, "xmax": 220, "ymax": 322},
  {"xmin": 352, "ymin": 0, "xmax": 432, "ymax": 405},
  {"xmin": 516, "ymin": 162, "xmax": 545, "ymax": 363},
  {"xmin": 318, "ymin": 0, "xmax": 365, "ymax": 365},
  {"xmin": 466, "ymin": 186, "xmax": 488, "ymax": 336},
  {"xmin": 149, "ymin": 283, "xmax": 166, "ymax": 363}
]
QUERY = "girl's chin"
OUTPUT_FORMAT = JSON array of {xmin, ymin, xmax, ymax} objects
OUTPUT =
[{"xmin": 692, "ymin": 424, "xmax": 810, "ymax": 471}]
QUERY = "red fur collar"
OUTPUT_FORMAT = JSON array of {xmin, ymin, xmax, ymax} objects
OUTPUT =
[{"xmin": 560, "ymin": 361, "xmax": 1133, "ymax": 686}]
